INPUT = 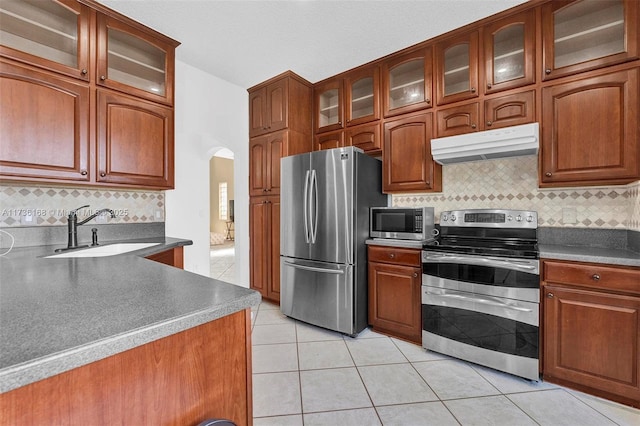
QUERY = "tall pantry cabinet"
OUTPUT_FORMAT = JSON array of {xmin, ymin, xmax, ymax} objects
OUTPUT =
[{"xmin": 248, "ymin": 72, "xmax": 312, "ymax": 303}]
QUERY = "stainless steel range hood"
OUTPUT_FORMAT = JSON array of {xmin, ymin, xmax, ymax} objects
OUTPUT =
[{"xmin": 431, "ymin": 122, "xmax": 539, "ymax": 165}]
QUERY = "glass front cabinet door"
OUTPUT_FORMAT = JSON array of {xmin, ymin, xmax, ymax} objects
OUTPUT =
[
  {"xmin": 542, "ymin": 0, "xmax": 639, "ymax": 80},
  {"xmin": 436, "ymin": 31, "xmax": 479, "ymax": 105},
  {"xmin": 314, "ymin": 78, "xmax": 343, "ymax": 133},
  {"xmin": 97, "ymin": 13, "xmax": 176, "ymax": 104},
  {"xmin": 0, "ymin": 0, "xmax": 90, "ymax": 80},
  {"xmin": 344, "ymin": 65, "xmax": 380, "ymax": 126},
  {"xmin": 382, "ymin": 47, "xmax": 433, "ymax": 117},
  {"xmin": 483, "ymin": 10, "xmax": 535, "ymax": 94}
]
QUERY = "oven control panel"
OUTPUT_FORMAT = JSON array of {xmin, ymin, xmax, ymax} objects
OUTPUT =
[{"xmin": 440, "ymin": 209, "xmax": 537, "ymax": 229}]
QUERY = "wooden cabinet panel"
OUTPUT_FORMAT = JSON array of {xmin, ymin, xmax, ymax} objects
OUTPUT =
[
  {"xmin": 345, "ymin": 64, "xmax": 380, "ymax": 126},
  {"xmin": 314, "ymin": 78, "xmax": 343, "ymax": 133},
  {"xmin": 368, "ymin": 245, "xmax": 422, "ymax": 343},
  {"xmin": 382, "ymin": 46, "xmax": 433, "ymax": 117},
  {"xmin": 97, "ymin": 89, "xmax": 174, "ymax": 189},
  {"xmin": 383, "ymin": 112, "xmax": 441, "ymax": 193},
  {"xmin": 250, "ymin": 196, "xmax": 280, "ymax": 302},
  {"xmin": 435, "ymin": 30, "xmax": 479, "ymax": 105},
  {"xmin": 249, "ymin": 131, "xmax": 286, "ymax": 196},
  {"xmin": 368, "ymin": 245, "xmax": 421, "ymax": 267},
  {"xmin": 436, "ymin": 102, "xmax": 479, "ymax": 137},
  {"xmin": 543, "ymin": 284, "xmax": 640, "ymax": 407},
  {"xmin": 0, "ymin": 59, "xmax": 90, "ymax": 182},
  {"xmin": 249, "ymin": 79, "xmax": 288, "ymax": 137},
  {"xmin": 0, "ymin": 310, "xmax": 253, "ymax": 425},
  {"xmin": 484, "ymin": 90, "xmax": 535, "ymax": 129},
  {"xmin": 541, "ymin": 0, "xmax": 639, "ymax": 81},
  {"xmin": 314, "ymin": 130, "xmax": 344, "ymax": 151},
  {"xmin": 345, "ymin": 122, "xmax": 381, "ymax": 155},
  {"xmin": 0, "ymin": 0, "xmax": 91, "ymax": 81},
  {"xmin": 544, "ymin": 260, "xmax": 640, "ymax": 296},
  {"xmin": 145, "ymin": 247, "xmax": 184, "ymax": 269},
  {"xmin": 541, "ymin": 68, "xmax": 639, "ymax": 186},
  {"xmin": 483, "ymin": 10, "xmax": 536, "ymax": 94}
]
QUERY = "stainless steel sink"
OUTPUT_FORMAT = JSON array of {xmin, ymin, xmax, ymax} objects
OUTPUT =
[{"xmin": 46, "ymin": 243, "xmax": 160, "ymax": 258}]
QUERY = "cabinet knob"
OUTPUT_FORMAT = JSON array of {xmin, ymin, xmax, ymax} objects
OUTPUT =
[
  {"xmin": 547, "ymin": 292, "xmax": 554, "ymax": 298},
  {"xmin": 426, "ymin": 181, "xmax": 430, "ymax": 186},
  {"xmin": 100, "ymin": 75, "xmax": 106, "ymax": 81},
  {"xmin": 470, "ymin": 87, "xmax": 476, "ymax": 93},
  {"xmin": 487, "ymin": 83, "xmax": 492, "ymax": 89},
  {"xmin": 80, "ymin": 170, "xmax": 87, "ymax": 176},
  {"xmin": 338, "ymin": 121, "xmax": 342, "ymax": 125},
  {"xmin": 426, "ymin": 98, "xmax": 430, "ymax": 104},
  {"xmin": 100, "ymin": 172, "xmax": 106, "ymax": 177},
  {"xmin": 545, "ymin": 68, "xmax": 552, "ymax": 75},
  {"xmin": 389, "ymin": 253, "xmax": 395, "ymax": 259},
  {"xmin": 592, "ymin": 274, "xmax": 601, "ymax": 281},
  {"xmin": 545, "ymin": 172, "xmax": 552, "ymax": 177},
  {"xmin": 486, "ymin": 121, "xmax": 493, "ymax": 126},
  {"xmin": 81, "ymin": 69, "xmax": 87, "ymax": 75},
  {"xmin": 471, "ymin": 124, "xmax": 477, "ymax": 129},
  {"xmin": 413, "ymin": 272, "xmax": 418, "ymax": 278},
  {"xmin": 263, "ymin": 188, "xmax": 267, "ymax": 192}
]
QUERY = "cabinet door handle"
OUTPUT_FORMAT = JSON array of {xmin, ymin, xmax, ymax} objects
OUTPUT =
[
  {"xmin": 471, "ymin": 124, "xmax": 477, "ymax": 129},
  {"xmin": 389, "ymin": 253, "xmax": 395, "ymax": 259},
  {"xmin": 470, "ymin": 87, "xmax": 476, "ymax": 93},
  {"xmin": 426, "ymin": 181, "xmax": 430, "ymax": 186},
  {"xmin": 487, "ymin": 83, "xmax": 492, "ymax": 89},
  {"xmin": 486, "ymin": 121, "xmax": 493, "ymax": 126},
  {"xmin": 545, "ymin": 68, "xmax": 552, "ymax": 75},
  {"xmin": 426, "ymin": 98, "xmax": 430, "ymax": 104},
  {"xmin": 100, "ymin": 172, "xmax": 106, "ymax": 177},
  {"xmin": 80, "ymin": 170, "xmax": 87, "ymax": 176},
  {"xmin": 81, "ymin": 69, "xmax": 87, "ymax": 75},
  {"xmin": 545, "ymin": 172, "xmax": 552, "ymax": 177},
  {"xmin": 547, "ymin": 292, "xmax": 554, "ymax": 298},
  {"xmin": 100, "ymin": 75, "xmax": 106, "ymax": 81},
  {"xmin": 592, "ymin": 274, "xmax": 600, "ymax": 281},
  {"xmin": 413, "ymin": 272, "xmax": 418, "ymax": 278}
]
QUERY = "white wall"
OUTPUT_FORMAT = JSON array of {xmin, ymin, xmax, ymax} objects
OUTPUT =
[{"xmin": 166, "ymin": 60, "xmax": 249, "ymax": 287}]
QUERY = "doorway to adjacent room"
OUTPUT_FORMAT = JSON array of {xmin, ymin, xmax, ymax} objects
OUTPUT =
[{"xmin": 209, "ymin": 148, "xmax": 236, "ymax": 283}]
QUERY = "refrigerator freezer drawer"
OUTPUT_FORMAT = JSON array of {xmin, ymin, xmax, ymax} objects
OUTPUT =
[{"xmin": 280, "ymin": 256, "xmax": 355, "ymax": 335}]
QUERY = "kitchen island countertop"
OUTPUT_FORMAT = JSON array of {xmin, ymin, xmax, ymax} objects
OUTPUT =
[{"xmin": 0, "ymin": 237, "xmax": 261, "ymax": 393}]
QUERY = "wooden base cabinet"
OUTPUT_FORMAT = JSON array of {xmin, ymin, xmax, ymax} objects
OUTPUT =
[
  {"xmin": 250, "ymin": 196, "xmax": 281, "ymax": 303},
  {"xmin": 368, "ymin": 245, "xmax": 422, "ymax": 343},
  {"xmin": 145, "ymin": 246, "xmax": 184, "ymax": 269},
  {"xmin": 542, "ymin": 260, "xmax": 640, "ymax": 408}
]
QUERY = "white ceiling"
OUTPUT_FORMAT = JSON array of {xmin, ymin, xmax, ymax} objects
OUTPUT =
[{"xmin": 99, "ymin": 0, "xmax": 528, "ymax": 89}]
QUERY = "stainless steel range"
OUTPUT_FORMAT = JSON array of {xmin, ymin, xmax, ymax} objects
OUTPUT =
[{"xmin": 421, "ymin": 209, "xmax": 540, "ymax": 381}]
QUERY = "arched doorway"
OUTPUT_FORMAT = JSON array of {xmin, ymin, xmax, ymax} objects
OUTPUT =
[{"xmin": 209, "ymin": 147, "xmax": 236, "ymax": 283}]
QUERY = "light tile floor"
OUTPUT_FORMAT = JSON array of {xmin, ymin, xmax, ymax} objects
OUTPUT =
[
  {"xmin": 251, "ymin": 301, "xmax": 640, "ymax": 426},
  {"xmin": 210, "ymin": 242, "xmax": 236, "ymax": 283}
]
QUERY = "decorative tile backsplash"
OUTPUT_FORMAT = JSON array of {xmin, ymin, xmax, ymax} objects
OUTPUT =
[
  {"xmin": 0, "ymin": 185, "xmax": 164, "ymax": 227},
  {"xmin": 392, "ymin": 156, "xmax": 640, "ymax": 231}
]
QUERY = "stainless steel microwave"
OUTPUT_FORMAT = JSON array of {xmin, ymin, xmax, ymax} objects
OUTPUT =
[{"xmin": 370, "ymin": 207, "xmax": 435, "ymax": 240}]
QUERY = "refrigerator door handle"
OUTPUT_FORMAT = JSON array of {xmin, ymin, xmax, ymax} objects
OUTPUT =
[
  {"xmin": 283, "ymin": 260, "xmax": 345, "ymax": 275},
  {"xmin": 303, "ymin": 170, "xmax": 310, "ymax": 243},
  {"xmin": 311, "ymin": 169, "xmax": 318, "ymax": 244}
]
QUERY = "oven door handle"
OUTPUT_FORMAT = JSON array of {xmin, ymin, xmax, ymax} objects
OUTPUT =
[
  {"xmin": 424, "ymin": 289, "xmax": 533, "ymax": 313},
  {"xmin": 422, "ymin": 252, "xmax": 538, "ymax": 274}
]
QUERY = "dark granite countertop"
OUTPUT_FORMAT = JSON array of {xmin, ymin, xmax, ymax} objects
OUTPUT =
[
  {"xmin": 539, "ymin": 244, "xmax": 640, "ymax": 268},
  {"xmin": 0, "ymin": 237, "xmax": 261, "ymax": 393}
]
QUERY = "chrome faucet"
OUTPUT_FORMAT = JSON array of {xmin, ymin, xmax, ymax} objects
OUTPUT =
[{"xmin": 57, "ymin": 205, "xmax": 116, "ymax": 251}]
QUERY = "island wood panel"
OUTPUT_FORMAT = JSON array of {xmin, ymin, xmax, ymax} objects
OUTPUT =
[
  {"xmin": 0, "ymin": 309, "xmax": 253, "ymax": 426},
  {"xmin": 145, "ymin": 246, "xmax": 184, "ymax": 269}
]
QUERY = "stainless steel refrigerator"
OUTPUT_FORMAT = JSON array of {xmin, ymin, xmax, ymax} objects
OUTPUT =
[{"xmin": 280, "ymin": 146, "xmax": 387, "ymax": 336}]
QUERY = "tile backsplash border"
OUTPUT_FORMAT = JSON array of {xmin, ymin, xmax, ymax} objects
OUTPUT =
[
  {"xmin": 392, "ymin": 156, "xmax": 640, "ymax": 232},
  {"xmin": 0, "ymin": 185, "xmax": 165, "ymax": 227}
]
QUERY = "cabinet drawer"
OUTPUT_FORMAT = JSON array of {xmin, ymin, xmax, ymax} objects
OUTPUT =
[
  {"xmin": 543, "ymin": 260, "xmax": 640, "ymax": 296},
  {"xmin": 368, "ymin": 245, "xmax": 421, "ymax": 267}
]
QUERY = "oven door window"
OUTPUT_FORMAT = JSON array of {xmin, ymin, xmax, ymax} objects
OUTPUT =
[{"xmin": 422, "ymin": 288, "xmax": 538, "ymax": 359}]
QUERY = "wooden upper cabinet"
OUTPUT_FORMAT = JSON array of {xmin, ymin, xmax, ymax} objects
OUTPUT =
[
  {"xmin": 542, "ymin": 0, "xmax": 639, "ymax": 81},
  {"xmin": 345, "ymin": 122, "xmax": 381, "ymax": 156},
  {"xmin": 436, "ymin": 102, "xmax": 480, "ymax": 137},
  {"xmin": 483, "ymin": 10, "xmax": 535, "ymax": 94},
  {"xmin": 541, "ymin": 67, "xmax": 639, "ymax": 187},
  {"xmin": 0, "ymin": 59, "xmax": 90, "ymax": 182},
  {"xmin": 314, "ymin": 130, "xmax": 344, "ymax": 151},
  {"xmin": 382, "ymin": 47, "xmax": 433, "ymax": 117},
  {"xmin": 96, "ymin": 89, "xmax": 174, "ymax": 188},
  {"xmin": 314, "ymin": 78, "xmax": 344, "ymax": 133},
  {"xmin": 344, "ymin": 65, "xmax": 380, "ymax": 126},
  {"xmin": 249, "ymin": 78, "xmax": 287, "ymax": 137},
  {"xmin": 96, "ymin": 13, "xmax": 178, "ymax": 105},
  {"xmin": 0, "ymin": 0, "xmax": 90, "ymax": 81},
  {"xmin": 383, "ymin": 111, "xmax": 441, "ymax": 193},
  {"xmin": 435, "ymin": 30, "xmax": 479, "ymax": 105}
]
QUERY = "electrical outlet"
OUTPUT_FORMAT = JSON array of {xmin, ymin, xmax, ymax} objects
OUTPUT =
[
  {"xmin": 154, "ymin": 209, "xmax": 163, "ymax": 221},
  {"xmin": 562, "ymin": 207, "xmax": 577, "ymax": 224}
]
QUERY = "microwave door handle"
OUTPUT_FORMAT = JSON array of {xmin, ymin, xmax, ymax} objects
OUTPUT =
[{"xmin": 303, "ymin": 170, "xmax": 310, "ymax": 243}]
